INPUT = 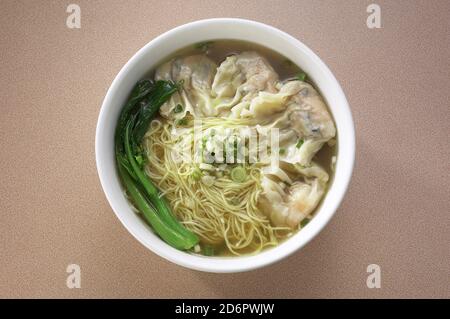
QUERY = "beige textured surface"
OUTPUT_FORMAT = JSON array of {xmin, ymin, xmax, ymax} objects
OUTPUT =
[{"xmin": 0, "ymin": 0, "xmax": 449, "ymax": 298}]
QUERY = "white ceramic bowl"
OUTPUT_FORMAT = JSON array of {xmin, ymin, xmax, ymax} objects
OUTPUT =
[{"xmin": 96, "ymin": 18, "xmax": 355, "ymax": 273}]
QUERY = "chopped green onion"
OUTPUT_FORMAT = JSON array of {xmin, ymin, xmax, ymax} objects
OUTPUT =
[
  {"xmin": 296, "ymin": 138, "xmax": 304, "ymax": 148},
  {"xmin": 174, "ymin": 104, "xmax": 183, "ymax": 113},
  {"xmin": 177, "ymin": 118, "xmax": 188, "ymax": 126},
  {"xmin": 230, "ymin": 166, "xmax": 247, "ymax": 183},
  {"xmin": 191, "ymin": 168, "xmax": 202, "ymax": 181},
  {"xmin": 296, "ymin": 72, "xmax": 307, "ymax": 82},
  {"xmin": 194, "ymin": 41, "xmax": 214, "ymax": 51},
  {"xmin": 301, "ymin": 218, "xmax": 311, "ymax": 227},
  {"xmin": 203, "ymin": 245, "xmax": 215, "ymax": 256},
  {"xmin": 279, "ymin": 148, "xmax": 286, "ymax": 155},
  {"xmin": 201, "ymin": 136, "xmax": 208, "ymax": 150}
]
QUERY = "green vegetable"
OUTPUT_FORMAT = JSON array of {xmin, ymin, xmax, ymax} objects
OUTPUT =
[
  {"xmin": 174, "ymin": 104, "xmax": 183, "ymax": 113},
  {"xmin": 201, "ymin": 136, "xmax": 208, "ymax": 149},
  {"xmin": 177, "ymin": 118, "xmax": 188, "ymax": 126},
  {"xmin": 202, "ymin": 245, "xmax": 215, "ymax": 256},
  {"xmin": 124, "ymin": 115, "xmax": 198, "ymax": 246},
  {"xmin": 115, "ymin": 79, "xmax": 153, "ymax": 153},
  {"xmin": 132, "ymin": 81, "xmax": 180, "ymax": 142},
  {"xmin": 279, "ymin": 148, "xmax": 286, "ymax": 155},
  {"xmin": 230, "ymin": 166, "xmax": 247, "ymax": 183},
  {"xmin": 296, "ymin": 138, "xmax": 304, "ymax": 149},
  {"xmin": 296, "ymin": 72, "xmax": 307, "ymax": 82},
  {"xmin": 116, "ymin": 153, "xmax": 138, "ymax": 182},
  {"xmin": 300, "ymin": 218, "xmax": 311, "ymax": 228},
  {"xmin": 194, "ymin": 41, "xmax": 214, "ymax": 51},
  {"xmin": 115, "ymin": 80, "xmax": 199, "ymax": 250},
  {"xmin": 191, "ymin": 168, "xmax": 202, "ymax": 181},
  {"xmin": 116, "ymin": 157, "xmax": 192, "ymax": 249}
]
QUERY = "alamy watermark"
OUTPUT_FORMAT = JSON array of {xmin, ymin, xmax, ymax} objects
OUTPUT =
[
  {"xmin": 66, "ymin": 264, "xmax": 81, "ymax": 289},
  {"xmin": 366, "ymin": 4, "xmax": 381, "ymax": 29},
  {"xmin": 66, "ymin": 4, "xmax": 81, "ymax": 29},
  {"xmin": 162, "ymin": 121, "xmax": 281, "ymax": 167},
  {"xmin": 366, "ymin": 264, "xmax": 381, "ymax": 288}
]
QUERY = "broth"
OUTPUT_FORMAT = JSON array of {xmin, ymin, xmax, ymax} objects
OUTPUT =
[
  {"xmin": 144, "ymin": 40, "xmax": 337, "ymax": 256},
  {"xmin": 157, "ymin": 39, "xmax": 337, "ymax": 174}
]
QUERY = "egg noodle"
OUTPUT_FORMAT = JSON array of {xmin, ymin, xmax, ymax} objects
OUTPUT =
[{"xmin": 143, "ymin": 117, "xmax": 291, "ymax": 255}]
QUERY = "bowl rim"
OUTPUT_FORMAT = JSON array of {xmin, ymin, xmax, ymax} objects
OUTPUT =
[{"xmin": 95, "ymin": 18, "xmax": 355, "ymax": 273}]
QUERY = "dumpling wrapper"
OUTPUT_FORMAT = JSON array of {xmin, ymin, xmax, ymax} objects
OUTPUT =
[
  {"xmin": 211, "ymin": 52, "xmax": 279, "ymax": 117},
  {"xmin": 244, "ymin": 80, "xmax": 336, "ymax": 166},
  {"xmin": 258, "ymin": 162, "xmax": 329, "ymax": 228},
  {"xmin": 155, "ymin": 55, "xmax": 217, "ymax": 118}
]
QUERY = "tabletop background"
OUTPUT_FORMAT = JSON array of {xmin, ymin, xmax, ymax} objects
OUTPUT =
[{"xmin": 0, "ymin": 0, "xmax": 449, "ymax": 298}]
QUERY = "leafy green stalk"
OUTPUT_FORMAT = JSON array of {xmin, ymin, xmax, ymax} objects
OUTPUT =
[
  {"xmin": 115, "ymin": 79, "xmax": 199, "ymax": 250},
  {"xmin": 116, "ymin": 155, "xmax": 193, "ymax": 249},
  {"xmin": 115, "ymin": 79, "xmax": 153, "ymax": 152},
  {"xmin": 132, "ymin": 81, "xmax": 180, "ymax": 142},
  {"xmin": 124, "ymin": 118, "xmax": 198, "ymax": 247}
]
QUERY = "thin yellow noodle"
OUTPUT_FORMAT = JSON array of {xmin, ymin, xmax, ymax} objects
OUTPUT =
[{"xmin": 143, "ymin": 116, "xmax": 291, "ymax": 256}]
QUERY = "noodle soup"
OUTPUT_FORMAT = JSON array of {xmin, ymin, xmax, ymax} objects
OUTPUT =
[{"xmin": 115, "ymin": 40, "xmax": 337, "ymax": 257}]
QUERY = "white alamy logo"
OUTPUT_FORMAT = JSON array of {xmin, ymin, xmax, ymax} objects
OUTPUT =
[
  {"xmin": 366, "ymin": 264, "xmax": 381, "ymax": 288},
  {"xmin": 66, "ymin": 4, "xmax": 81, "ymax": 29},
  {"xmin": 66, "ymin": 264, "xmax": 81, "ymax": 289},
  {"xmin": 366, "ymin": 4, "xmax": 382, "ymax": 29},
  {"xmin": 169, "ymin": 121, "xmax": 281, "ymax": 166}
]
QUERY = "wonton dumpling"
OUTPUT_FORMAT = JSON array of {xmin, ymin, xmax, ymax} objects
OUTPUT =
[
  {"xmin": 286, "ymin": 160, "xmax": 329, "ymax": 183},
  {"xmin": 210, "ymin": 55, "xmax": 244, "ymax": 98},
  {"xmin": 245, "ymin": 80, "xmax": 335, "ymax": 137},
  {"xmin": 246, "ymin": 80, "xmax": 336, "ymax": 166},
  {"xmin": 258, "ymin": 176, "xmax": 290, "ymax": 227},
  {"xmin": 247, "ymin": 81, "xmax": 300, "ymax": 118},
  {"xmin": 287, "ymin": 81, "xmax": 335, "ymax": 141},
  {"xmin": 285, "ymin": 179, "xmax": 325, "ymax": 228},
  {"xmin": 258, "ymin": 161, "xmax": 328, "ymax": 228},
  {"xmin": 287, "ymin": 81, "xmax": 336, "ymax": 165},
  {"xmin": 155, "ymin": 61, "xmax": 187, "ymax": 119},
  {"xmin": 211, "ymin": 52, "xmax": 279, "ymax": 116},
  {"xmin": 258, "ymin": 177, "xmax": 324, "ymax": 228},
  {"xmin": 261, "ymin": 165, "xmax": 293, "ymax": 184},
  {"xmin": 233, "ymin": 51, "xmax": 278, "ymax": 93},
  {"xmin": 155, "ymin": 55, "xmax": 217, "ymax": 117}
]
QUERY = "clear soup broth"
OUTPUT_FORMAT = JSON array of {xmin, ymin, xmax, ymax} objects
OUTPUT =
[{"xmin": 139, "ymin": 40, "xmax": 337, "ymax": 256}]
